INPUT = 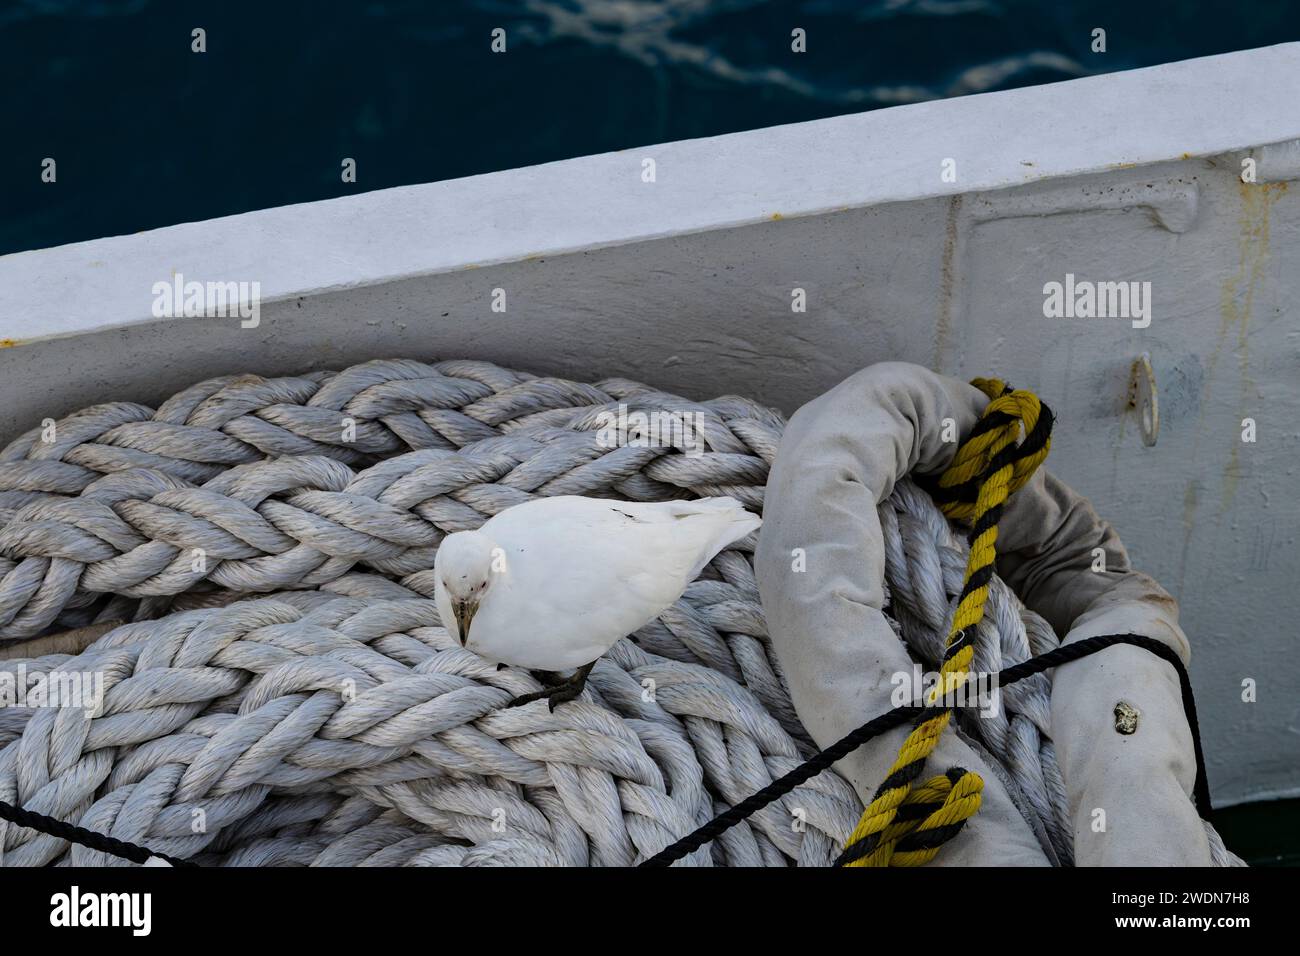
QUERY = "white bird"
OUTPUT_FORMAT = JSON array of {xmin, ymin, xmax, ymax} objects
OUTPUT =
[{"xmin": 433, "ymin": 495, "xmax": 761, "ymax": 709}]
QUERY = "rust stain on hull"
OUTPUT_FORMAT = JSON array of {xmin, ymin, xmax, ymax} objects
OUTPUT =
[
  {"xmin": 1214, "ymin": 181, "xmax": 1285, "ymax": 508},
  {"xmin": 934, "ymin": 194, "xmax": 963, "ymax": 371}
]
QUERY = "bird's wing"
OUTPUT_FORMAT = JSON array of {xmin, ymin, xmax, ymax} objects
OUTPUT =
[
  {"xmin": 465, "ymin": 496, "xmax": 760, "ymax": 668},
  {"xmin": 485, "ymin": 495, "xmax": 759, "ymax": 606},
  {"xmin": 597, "ymin": 497, "xmax": 763, "ymax": 582}
]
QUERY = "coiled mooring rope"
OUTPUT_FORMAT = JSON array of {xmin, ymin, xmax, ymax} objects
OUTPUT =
[
  {"xmin": 0, "ymin": 360, "xmax": 782, "ymax": 640},
  {"xmin": 0, "ymin": 361, "xmax": 1237, "ymax": 867},
  {"xmin": 0, "ymin": 630, "xmax": 1209, "ymax": 869}
]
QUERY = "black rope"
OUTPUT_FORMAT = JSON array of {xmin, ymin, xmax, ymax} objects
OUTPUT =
[
  {"xmin": 0, "ymin": 798, "xmax": 198, "ymax": 867},
  {"xmin": 640, "ymin": 632, "xmax": 1212, "ymax": 867}
]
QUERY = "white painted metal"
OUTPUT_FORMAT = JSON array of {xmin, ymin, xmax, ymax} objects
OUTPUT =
[{"xmin": 1, "ymin": 44, "xmax": 1297, "ymax": 806}]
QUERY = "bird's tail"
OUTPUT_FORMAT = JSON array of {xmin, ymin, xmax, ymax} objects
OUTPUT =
[{"xmin": 679, "ymin": 496, "xmax": 762, "ymax": 580}]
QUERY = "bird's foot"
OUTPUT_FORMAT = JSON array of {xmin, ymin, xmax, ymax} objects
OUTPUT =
[
  {"xmin": 505, "ymin": 686, "xmax": 558, "ymax": 709},
  {"xmin": 506, "ymin": 663, "xmax": 594, "ymax": 711},
  {"xmin": 505, "ymin": 683, "xmax": 582, "ymax": 712}
]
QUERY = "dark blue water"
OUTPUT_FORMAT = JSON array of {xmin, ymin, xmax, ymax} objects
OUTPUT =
[{"xmin": 3, "ymin": 0, "xmax": 1299, "ymax": 256}]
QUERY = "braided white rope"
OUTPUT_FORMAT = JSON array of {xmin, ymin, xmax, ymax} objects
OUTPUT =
[
  {"xmin": 0, "ymin": 595, "xmax": 863, "ymax": 866},
  {"xmin": 0, "ymin": 361, "xmax": 781, "ymax": 640},
  {"xmin": 0, "ymin": 359, "xmax": 1240, "ymax": 866}
]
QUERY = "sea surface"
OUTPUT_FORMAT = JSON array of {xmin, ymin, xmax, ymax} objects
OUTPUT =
[{"xmin": 3, "ymin": 0, "xmax": 1299, "ymax": 255}]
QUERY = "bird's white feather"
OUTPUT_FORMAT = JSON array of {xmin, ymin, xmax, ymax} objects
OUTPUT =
[{"xmin": 436, "ymin": 495, "xmax": 760, "ymax": 670}]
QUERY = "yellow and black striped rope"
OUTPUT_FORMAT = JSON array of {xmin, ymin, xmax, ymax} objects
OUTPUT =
[{"xmin": 836, "ymin": 378, "xmax": 1053, "ymax": 867}]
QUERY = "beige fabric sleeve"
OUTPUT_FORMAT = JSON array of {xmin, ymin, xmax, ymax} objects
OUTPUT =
[
  {"xmin": 756, "ymin": 361, "xmax": 1210, "ymax": 866},
  {"xmin": 755, "ymin": 362, "xmax": 1049, "ymax": 865},
  {"xmin": 996, "ymin": 474, "xmax": 1209, "ymax": 864}
]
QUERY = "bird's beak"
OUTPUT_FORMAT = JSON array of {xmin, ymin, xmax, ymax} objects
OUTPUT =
[{"xmin": 453, "ymin": 600, "xmax": 477, "ymax": 646}]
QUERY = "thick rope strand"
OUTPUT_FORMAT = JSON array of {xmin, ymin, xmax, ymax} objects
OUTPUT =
[{"xmin": 0, "ymin": 631, "xmax": 1208, "ymax": 869}]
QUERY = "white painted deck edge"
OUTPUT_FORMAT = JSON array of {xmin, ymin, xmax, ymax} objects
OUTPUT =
[{"xmin": 4, "ymin": 42, "xmax": 1300, "ymax": 343}]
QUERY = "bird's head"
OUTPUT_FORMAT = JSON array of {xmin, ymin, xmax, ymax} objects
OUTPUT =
[{"xmin": 433, "ymin": 530, "xmax": 501, "ymax": 646}]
